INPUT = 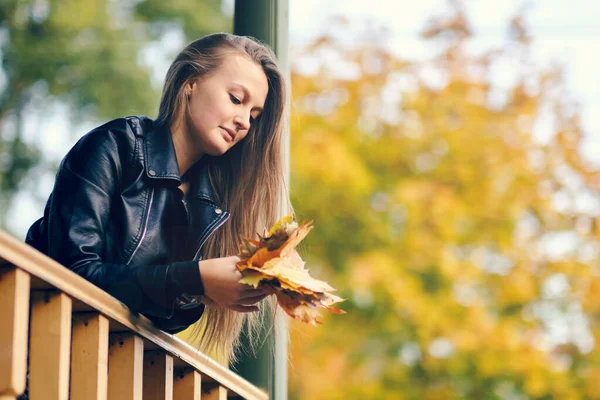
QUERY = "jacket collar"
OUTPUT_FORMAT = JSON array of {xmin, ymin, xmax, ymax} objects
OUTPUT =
[
  {"xmin": 185, "ymin": 156, "xmax": 218, "ymax": 201},
  {"xmin": 141, "ymin": 118, "xmax": 221, "ymax": 203},
  {"xmin": 143, "ymin": 121, "xmax": 181, "ymax": 183}
]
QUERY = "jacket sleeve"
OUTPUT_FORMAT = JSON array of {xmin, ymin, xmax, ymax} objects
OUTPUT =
[{"xmin": 43, "ymin": 124, "xmax": 204, "ymax": 322}]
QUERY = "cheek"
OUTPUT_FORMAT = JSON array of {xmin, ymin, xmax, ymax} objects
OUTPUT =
[
  {"xmin": 190, "ymin": 94, "xmax": 222, "ymax": 122},
  {"xmin": 190, "ymin": 106, "xmax": 217, "ymax": 133},
  {"xmin": 237, "ymin": 130, "xmax": 251, "ymax": 143}
]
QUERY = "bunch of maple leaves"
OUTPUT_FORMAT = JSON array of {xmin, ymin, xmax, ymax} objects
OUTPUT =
[{"xmin": 236, "ymin": 215, "xmax": 345, "ymax": 325}]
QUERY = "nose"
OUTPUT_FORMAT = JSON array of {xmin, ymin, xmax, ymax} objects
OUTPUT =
[{"xmin": 234, "ymin": 113, "xmax": 250, "ymax": 131}]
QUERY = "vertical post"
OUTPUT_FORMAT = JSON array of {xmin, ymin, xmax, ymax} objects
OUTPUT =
[
  {"xmin": 142, "ymin": 351, "xmax": 173, "ymax": 400},
  {"xmin": 233, "ymin": 1, "xmax": 289, "ymax": 400},
  {"xmin": 202, "ymin": 384, "xmax": 227, "ymax": 400},
  {"xmin": 0, "ymin": 267, "xmax": 30, "ymax": 400},
  {"xmin": 70, "ymin": 313, "xmax": 109, "ymax": 400},
  {"xmin": 29, "ymin": 291, "xmax": 73, "ymax": 400},
  {"xmin": 173, "ymin": 368, "xmax": 201, "ymax": 400},
  {"xmin": 108, "ymin": 333, "xmax": 144, "ymax": 400}
]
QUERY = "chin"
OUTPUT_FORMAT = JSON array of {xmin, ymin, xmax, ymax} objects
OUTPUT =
[
  {"xmin": 208, "ymin": 148, "xmax": 228, "ymax": 156},
  {"xmin": 205, "ymin": 140, "xmax": 232, "ymax": 156}
]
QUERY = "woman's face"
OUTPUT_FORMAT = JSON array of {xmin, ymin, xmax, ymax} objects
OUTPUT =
[{"xmin": 185, "ymin": 53, "xmax": 269, "ymax": 156}]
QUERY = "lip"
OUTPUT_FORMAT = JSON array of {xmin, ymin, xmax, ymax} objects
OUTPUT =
[{"xmin": 220, "ymin": 126, "xmax": 236, "ymax": 142}]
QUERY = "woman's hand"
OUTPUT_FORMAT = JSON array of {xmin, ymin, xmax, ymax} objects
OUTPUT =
[{"xmin": 198, "ymin": 256, "xmax": 269, "ymax": 312}]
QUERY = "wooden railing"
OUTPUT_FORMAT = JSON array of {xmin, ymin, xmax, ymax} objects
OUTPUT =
[{"xmin": 0, "ymin": 231, "xmax": 269, "ymax": 400}]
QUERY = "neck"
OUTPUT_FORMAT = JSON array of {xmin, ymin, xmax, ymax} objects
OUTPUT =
[{"xmin": 170, "ymin": 118, "xmax": 204, "ymax": 177}]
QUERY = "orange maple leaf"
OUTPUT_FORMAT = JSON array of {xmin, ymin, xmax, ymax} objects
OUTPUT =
[{"xmin": 236, "ymin": 215, "xmax": 345, "ymax": 325}]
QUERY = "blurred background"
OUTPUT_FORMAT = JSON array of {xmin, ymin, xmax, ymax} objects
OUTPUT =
[{"xmin": 2, "ymin": 0, "xmax": 600, "ymax": 398}]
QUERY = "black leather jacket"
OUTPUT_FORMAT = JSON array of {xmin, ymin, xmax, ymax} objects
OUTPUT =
[{"xmin": 26, "ymin": 116, "xmax": 230, "ymax": 333}]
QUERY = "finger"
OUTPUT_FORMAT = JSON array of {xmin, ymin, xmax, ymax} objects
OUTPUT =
[
  {"xmin": 230, "ymin": 304, "xmax": 259, "ymax": 313},
  {"xmin": 261, "ymin": 285, "xmax": 276, "ymax": 295},
  {"xmin": 201, "ymin": 296, "xmax": 217, "ymax": 307},
  {"xmin": 237, "ymin": 293, "xmax": 269, "ymax": 305},
  {"xmin": 240, "ymin": 285, "xmax": 267, "ymax": 295}
]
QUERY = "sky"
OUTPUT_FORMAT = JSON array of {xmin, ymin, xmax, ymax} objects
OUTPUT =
[{"xmin": 8, "ymin": 0, "xmax": 600, "ymax": 236}]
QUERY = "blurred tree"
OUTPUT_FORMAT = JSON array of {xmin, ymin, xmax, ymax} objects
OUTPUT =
[
  {"xmin": 288, "ymin": 2, "xmax": 600, "ymax": 399},
  {"xmin": 0, "ymin": 0, "xmax": 230, "ymax": 229}
]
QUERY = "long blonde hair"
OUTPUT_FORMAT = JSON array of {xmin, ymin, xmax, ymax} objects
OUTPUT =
[{"xmin": 156, "ymin": 33, "xmax": 289, "ymax": 364}]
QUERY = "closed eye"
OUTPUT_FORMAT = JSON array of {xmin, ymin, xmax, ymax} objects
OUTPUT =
[{"xmin": 229, "ymin": 94, "xmax": 241, "ymax": 104}]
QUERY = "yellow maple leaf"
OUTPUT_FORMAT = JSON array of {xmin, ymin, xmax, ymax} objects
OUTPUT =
[
  {"xmin": 236, "ymin": 214, "xmax": 345, "ymax": 324},
  {"xmin": 238, "ymin": 269, "xmax": 265, "ymax": 288}
]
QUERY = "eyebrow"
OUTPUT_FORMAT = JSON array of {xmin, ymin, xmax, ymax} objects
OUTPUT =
[{"xmin": 233, "ymin": 83, "xmax": 264, "ymax": 113}]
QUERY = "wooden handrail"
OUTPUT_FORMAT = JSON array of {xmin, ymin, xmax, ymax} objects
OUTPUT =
[{"xmin": 0, "ymin": 230, "xmax": 268, "ymax": 400}]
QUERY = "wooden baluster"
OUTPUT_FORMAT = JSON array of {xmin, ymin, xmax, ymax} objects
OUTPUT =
[
  {"xmin": 143, "ymin": 351, "xmax": 174, "ymax": 400},
  {"xmin": 108, "ymin": 333, "xmax": 144, "ymax": 400},
  {"xmin": 202, "ymin": 384, "xmax": 228, "ymax": 400},
  {"xmin": 0, "ymin": 267, "xmax": 30, "ymax": 400},
  {"xmin": 173, "ymin": 369, "xmax": 201, "ymax": 400},
  {"xmin": 29, "ymin": 291, "xmax": 73, "ymax": 400},
  {"xmin": 70, "ymin": 313, "xmax": 109, "ymax": 400}
]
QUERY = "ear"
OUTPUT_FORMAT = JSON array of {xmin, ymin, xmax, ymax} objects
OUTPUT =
[{"xmin": 183, "ymin": 81, "xmax": 192, "ymax": 96}]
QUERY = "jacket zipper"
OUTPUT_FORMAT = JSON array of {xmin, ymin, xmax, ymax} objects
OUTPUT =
[
  {"xmin": 192, "ymin": 211, "xmax": 230, "ymax": 261},
  {"xmin": 126, "ymin": 188, "xmax": 154, "ymax": 265},
  {"xmin": 181, "ymin": 198, "xmax": 191, "ymax": 228}
]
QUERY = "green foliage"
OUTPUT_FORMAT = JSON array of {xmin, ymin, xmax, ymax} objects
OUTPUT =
[{"xmin": 135, "ymin": 0, "xmax": 230, "ymax": 39}]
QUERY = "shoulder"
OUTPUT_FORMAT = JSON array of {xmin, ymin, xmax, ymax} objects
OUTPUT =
[
  {"xmin": 63, "ymin": 116, "xmax": 153, "ymax": 168},
  {"xmin": 60, "ymin": 116, "xmax": 156, "ymax": 182},
  {"xmin": 70, "ymin": 116, "xmax": 150, "ymax": 154}
]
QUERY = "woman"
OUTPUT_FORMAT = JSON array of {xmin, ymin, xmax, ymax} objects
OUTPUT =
[{"xmin": 25, "ymin": 33, "xmax": 289, "ymax": 364}]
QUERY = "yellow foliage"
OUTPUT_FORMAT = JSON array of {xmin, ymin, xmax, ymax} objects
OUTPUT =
[
  {"xmin": 583, "ymin": 367, "xmax": 600, "ymax": 398},
  {"xmin": 582, "ymin": 278, "xmax": 600, "ymax": 313},
  {"xmin": 497, "ymin": 267, "xmax": 538, "ymax": 305},
  {"xmin": 288, "ymin": 6, "xmax": 600, "ymax": 399},
  {"xmin": 292, "ymin": 128, "xmax": 374, "ymax": 195}
]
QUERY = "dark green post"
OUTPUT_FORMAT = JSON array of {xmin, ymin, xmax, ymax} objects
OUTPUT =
[{"xmin": 233, "ymin": 1, "xmax": 289, "ymax": 400}]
